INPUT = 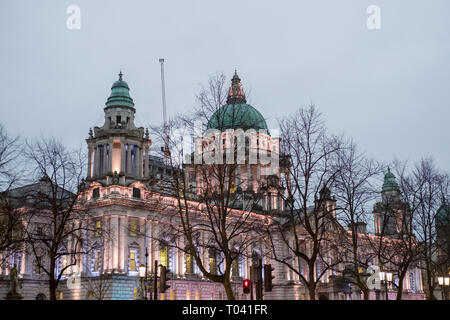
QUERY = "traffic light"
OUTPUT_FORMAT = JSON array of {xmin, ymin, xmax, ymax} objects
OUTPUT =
[
  {"xmin": 264, "ymin": 264, "xmax": 275, "ymax": 292},
  {"xmin": 243, "ymin": 279, "xmax": 250, "ymax": 294},
  {"xmin": 159, "ymin": 266, "xmax": 170, "ymax": 293},
  {"xmin": 252, "ymin": 263, "xmax": 263, "ymax": 300}
]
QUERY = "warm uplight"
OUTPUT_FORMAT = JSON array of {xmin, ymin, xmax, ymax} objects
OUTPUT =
[
  {"xmin": 379, "ymin": 271, "xmax": 385, "ymax": 281},
  {"xmin": 445, "ymin": 277, "xmax": 450, "ymax": 286},
  {"xmin": 438, "ymin": 277, "xmax": 444, "ymax": 285},
  {"xmin": 139, "ymin": 264, "xmax": 146, "ymax": 278},
  {"xmin": 386, "ymin": 272, "xmax": 393, "ymax": 282}
]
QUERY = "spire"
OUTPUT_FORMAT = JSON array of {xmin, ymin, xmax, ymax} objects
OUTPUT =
[{"xmin": 227, "ymin": 70, "xmax": 247, "ymax": 104}]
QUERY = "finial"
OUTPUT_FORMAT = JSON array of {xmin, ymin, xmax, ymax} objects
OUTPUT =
[
  {"xmin": 387, "ymin": 166, "xmax": 391, "ymax": 173},
  {"xmin": 118, "ymin": 70, "xmax": 123, "ymax": 81}
]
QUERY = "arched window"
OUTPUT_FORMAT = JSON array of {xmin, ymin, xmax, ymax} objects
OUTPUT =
[
  {"xmin": 160, "ymin": 241, "xmax": 176, "ymax": 272},
  {"xmin": 128, "ymin": 247, "xmax": 139, "ymax": 275},
  {"xmin": 91, "ymin": 249, "xmax": 102, "ymax": 275},
  {"xmin": 185, "ymin": 249, "xmax": 194, "ymax": 274},
  {"xmin": 160, "ymin": 242, "xmax": 168, "ymax": 268},
  {"xmin": 35, "ymin": 293, "xmax": 46, "ymax": 300},
  {"xmin": 208, "ymin": 248, "xmax": 217, "ymax": 275}
]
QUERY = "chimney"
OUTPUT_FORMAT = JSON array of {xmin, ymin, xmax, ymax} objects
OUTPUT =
[{"xmin": 348, "ymin": 222, "xmax": 367, "ymax": 234}]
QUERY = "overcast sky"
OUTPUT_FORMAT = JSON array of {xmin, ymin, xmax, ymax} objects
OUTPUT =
[{"xmin": 1, "ymin": 0, "xmax": 449, "ymax": 174}]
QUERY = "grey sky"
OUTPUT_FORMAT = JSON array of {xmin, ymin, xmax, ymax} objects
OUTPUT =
[{"xmin": 1, "ymin": 0, "xmax": 449, "ymax": 173}]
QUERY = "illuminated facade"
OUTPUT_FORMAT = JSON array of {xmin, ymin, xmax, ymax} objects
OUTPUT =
[{"xmin": 0, "ymin": 73, "xmax": 427, "ymax": 300}]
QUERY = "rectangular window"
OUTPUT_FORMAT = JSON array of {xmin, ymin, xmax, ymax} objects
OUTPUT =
[
  {"xmin": 185, "ymin": 252, "xmax": 193, "ymax": 274},
  {"xmin": 93, "ymin": 251, "xmax": 100, "ymax": 273},
  {"xmin": 129, "ymin": 249, "xmax": 137, "ymax": 272},
  {"xmin": 129, "ymin": 219, "xmax": 139, "ymax": 236},
  {"xmin": 209, "ymin": 256, "xmax": 217, "ymax": 275},
  {"xmin": 61, "ymin": 256, "xmax": 68, "ymax": 276},
  {"xmin": 95, "ymin": 220, "xmax": 101, "ymax": 236},
  {"xmin": 132, "ymin": 188, "xmax": 141, "ymax": 199},
  {"xmin": 116, "ymin": 116, "xmax": 121, "ymax": 124},
  {"xmin": 232, "ymin": 258, "xmax": 239, "ymax": 277},
  {"xmin": 93, "ymin": 188, "xmax": 100, "ymax": 199},
  {"xmin": 160, "ymin": 244, "xmax": 168, "ymax": 268}
]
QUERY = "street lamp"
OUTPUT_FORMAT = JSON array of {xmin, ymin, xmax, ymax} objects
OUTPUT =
[
  {"xmin": 379, "ymin": 271, "xmax": 393, "ymax": 300},
  {"xmin": 139, "ymin": 264, "xmax": 147, "ymax": 300},
  {"xmin": 437, "ymin": 276, "xmax": 450, "ymax": 300}
]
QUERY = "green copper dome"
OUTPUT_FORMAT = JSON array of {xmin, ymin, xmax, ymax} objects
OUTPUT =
[
  {"xmin": 207, "ymin": 103, "xmax": 269, "ymax": 132},
  {"xmin": 105, "ymin": 71, "xmax": 135, "ymax": 108},
  {"xmin": 206, "ymin": 71, "xmax": 269, "ymax": 132},
  {"xmin": 382, "ymin": 168, "xmax": 399, "ymax": 191}
]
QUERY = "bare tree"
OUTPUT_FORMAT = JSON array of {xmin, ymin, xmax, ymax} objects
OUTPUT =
[
  {"xmin": 0, "ymin": 123, "xmax": 24, "ymax": 266},
  {"xmin": 266, "ymin": 105, "xmax": 346, "ymax": 300},
  {"xmin": 18, "ymin": 137, "xmax": 97, "ymax": 300},
  {"xmin": 148, "ymin": 72, "xmax": 268, "ymax": 300},
  {"xmin": 332, "ymin": 140, "xmax": 383, "ymax": 299},
  {"xmin": 395, "ymin": 158, "xmax": 449, "ymax": 299}
]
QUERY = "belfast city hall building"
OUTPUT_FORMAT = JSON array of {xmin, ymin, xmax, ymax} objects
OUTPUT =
[{"xmin": 0, "ymin": 72, "xmax": 428, "ymax": 300}]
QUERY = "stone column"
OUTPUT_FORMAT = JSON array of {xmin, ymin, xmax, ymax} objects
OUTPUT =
[
  {"xmin": 272, "ymin": 233, "xmax": 287, "ymax": 285},
  {"xmin": 120, "ymin": 142, "xmax": 126, "ymax": 174},
  {"xmin": 94, "ymin": 146, "xmax": 99, "ymax": 177},
  {"xmin": 108, "ymin": 141, "xmax": 113, "ymax": 174},
  {"xmin": 87, "ymin": 145, "xmax": 93, "ymax": 178},
  {"xmin": 20, "ymin": 246, "xmax": 26, "ymax": 275},
  {"xmin": 119, "ymin": 216, "xmax": 126, "ymax": 272},
  {"xmin": 137, "ymin": 146, "xmax": 142, "ymax": 179},
  {"xmin": 126, "ymin": 144, "xmax": 132, "ymax": 176},
  {"xmin": 111, "ymin": 215, "xmax": 119, "ymax": 271},
  {"xmin": 102, "ymin": 144, "xmax": 107, "ymax": 176},
  {"xmin": 103, "ymin": 216, "xmax": 111, "ymax": 271},
  {"xmin": 144, "ymin": 145, "xmax": 149, "ymax": 178},
  {"xmin": 153, "ymin": 223, "xmax": 160, "ymax": 273},
  {"xmin": 145, "ymin": 219, "xmax": 152, "ymax": 273}
]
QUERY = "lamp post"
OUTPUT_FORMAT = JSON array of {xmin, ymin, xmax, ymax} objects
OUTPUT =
[
  {"xmin": 379, "ymin": 271, "xmax": 393, "ymax": 300},
  {"xmin": 437, "ymin": 276, "xmax": 450, "ymax": 300},
  {"xmin": 139, "ymin": 264, "xmax": 147, "ymax": 300},
  {"xmin": 138, "ymin": 248, "xmax": 149, "ymax": 300}
]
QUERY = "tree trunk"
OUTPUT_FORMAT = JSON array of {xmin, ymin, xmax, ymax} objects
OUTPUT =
[
  {"xmin": 362, "ymin": 288, "xmax": 369, "ymax": 300},
  {"xmin": 396, "ymin": 282, "xmax": 403, "ymax": 300},
  {"xmin": 308, "ymin": 284, "xmax": 316, "ymax": 300},
  {"xmin": 223, "ymin": 278, "xmax": 235, "ymax": 300},
  {"xmin": 49, "ymin": 279, "xmax": 57, "ymax": 300}
]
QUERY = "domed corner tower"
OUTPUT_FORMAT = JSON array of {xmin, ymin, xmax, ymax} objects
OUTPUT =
[
  {"xmin": 373, "ymin": 168, "xmax": 410, "ymax": 237},
  {"xmin": 187, "ymin": 71, "xmax": 289, "ymax": 214},
  {"xmin": 85, "ymin": 71, "xmax": 152, "ymax": 187},
  {"xmin": 436, "ymin": 199, "xmax": 450, "ymax": 264}
]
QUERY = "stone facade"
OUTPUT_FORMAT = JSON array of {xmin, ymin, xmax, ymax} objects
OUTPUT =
[{"xmin": 0, "ymin": 72, "xmax": 427, "ymax": 300}]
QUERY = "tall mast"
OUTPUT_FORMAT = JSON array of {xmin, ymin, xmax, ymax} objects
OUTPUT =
[{"xmin": 159, "ymin": 58, "xmax": 170, "ymax": 164}]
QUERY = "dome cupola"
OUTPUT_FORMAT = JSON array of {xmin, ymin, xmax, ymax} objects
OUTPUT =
[
  {"xmin": 207, "ymin": 71, "xmax": 269, "ymax": 132},
  {"xmin": 382, "ymin": 168, "xmax": 399, "ymax": 192},
  {"xmin": 105, "ymin": 71, "xmax": 135, "ymax": 108}
]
